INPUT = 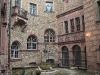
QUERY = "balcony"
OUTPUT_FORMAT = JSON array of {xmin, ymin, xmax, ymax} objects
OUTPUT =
[
  {"xmin": 1, "ymin": 0, "xmax": 6, "ymax": 16},
  {"xmin": 11, "ymin": 6, "xmax": 28, "ymax": 31},
  {"xmin": 58, "ymin": 31, "xmax": 85, "ymax": 44},
  {"xmin": 12, "ymin": 6, "xmax": 28, "ymax": 20}
]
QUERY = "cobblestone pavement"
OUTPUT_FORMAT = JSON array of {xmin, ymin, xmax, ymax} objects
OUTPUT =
[
  {"xmin": 53, "ymin": 68, "xmax": 95, "ymax": 75},
  {"xmin": 41, "ymin": 68, "xmax": 96, "ymax": 75},
  {"xmin": 41, "ymin": 68, "xmax": 77, "ymax": 75},
  {"xmin": 54, "ymin": 68, "xmax": 78, "ymax": 75}
]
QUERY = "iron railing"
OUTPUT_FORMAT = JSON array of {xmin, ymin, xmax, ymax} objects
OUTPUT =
[{"xmin": 12, "ymin": 6, "xmax": 28, "ymax": 19}]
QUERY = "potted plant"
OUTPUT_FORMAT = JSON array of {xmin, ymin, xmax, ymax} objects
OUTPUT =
[{"xmin": 35, "ymin": 70, "xmax": 41, "ymax": 75}]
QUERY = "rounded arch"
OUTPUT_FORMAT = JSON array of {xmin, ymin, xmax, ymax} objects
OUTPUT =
[
  {"xmin": 11, "ymin": 40, "xmax": 21, "ymax": 48},
  {"xmin": 44, "ymin": 29, "xmax": 55, "ymax": 43},
  {"xmin": 72, "ymin": 45, "xmax": 81, "ymax": 51},
  {"xmin": 62, "ymin": 46, "xmax": 69, "ymax": 66},
  {"xmin": 62, "ymin": 46, "xmax": 69, "ymax": 52},
  {"xmin": 11, "ymin": 40, "xmax": 20, "ymax": 58},
  {"xmin": 72, "ymin": 45, "xmax": 81, "ymax": 66},
  {"xmin": 27, "ymin": 34, "xmax": 38, "ymax": 40},
  {"xmin": 44, "ymin": 28, "xmax": 56, "ymax": 34}
]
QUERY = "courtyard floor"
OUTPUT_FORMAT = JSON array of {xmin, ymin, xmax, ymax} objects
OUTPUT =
[{"xmin": 46, "ymin": 68, "xmax": 96, "ymax": 75}]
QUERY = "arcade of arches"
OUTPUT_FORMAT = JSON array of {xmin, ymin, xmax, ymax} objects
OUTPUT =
[{"xmin": 59, "ymin": 45, "xmax": 87, "ymax": 68}]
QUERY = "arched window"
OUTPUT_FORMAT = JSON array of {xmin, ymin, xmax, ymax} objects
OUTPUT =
[
  {"xmin": 72, "ymin": 45, "xmax": 81, "ymax": 66},
  {"xmin": 44, "ymin": 29, "xmax": 55, "ymax": 43},
  {"xmin": 62, "ymin": 46, "xmax": 69, "ymax": 66},
  {"xmin": 27, "ymin": 35, "xmax": 37, "ymax": 50},
  {"xmin": 11, "ymin": 42, "xmax": 20, "ymax": 58}
]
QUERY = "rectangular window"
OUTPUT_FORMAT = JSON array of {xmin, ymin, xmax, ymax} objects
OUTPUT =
[
  {"xmin": 95, "ymin": 1, "xmax": 100, "ymax": 22},
  {"xmin": 15, "ymin": 0, "xmax": 20, "ymax": 6},
  {"xmin": 82, "ymin": 15, "xmax": 85, "ymax": 31},
  {"xmin": 70, "ymin": 19, "xmax": 74, "ymax": 32},
  {"xmin": 45, "ymin": 2, "xmax": 53, "ymax": 12},
  {"xmin": 30, "ymin": 3, "xmax": 37, "ymax": 15},
  {"xmin": 64, "ymin": 21, "xmax": 68, "ymax": 33},
  {"xmin": 75, "ymin": 17, "xmax": 80, "ymax": 31}
]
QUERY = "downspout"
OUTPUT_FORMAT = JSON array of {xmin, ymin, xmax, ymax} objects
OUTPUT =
[{"xmin": 8, "ymin": 0, "xmax": 12, "ymax": 74}]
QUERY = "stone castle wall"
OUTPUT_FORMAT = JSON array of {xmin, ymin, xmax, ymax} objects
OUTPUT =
[{"xmin": 10, "ymin": 0, "xmax": 62, "ymax": 67}]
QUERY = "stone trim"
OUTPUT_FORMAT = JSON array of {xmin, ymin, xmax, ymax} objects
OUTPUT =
[
  {"xmin": 2, "ymin": 22, "xmax": 7, "ymax": 27},
  {"xmin": 20, "ymin": 50, "xmax": 40, "ymax": 52},
  {"xmin": 0, "ymin": 52, "xmax": 5, "ymax": 55},
  {"xmin": 56, "ymin": 6, "xmax": 83, "ymax": 18},
  {"xmin": 10, "ymin": 58, "xmax": 22, "ymax": 62},
  {"xmin": 58, "ymin": 31, "xmax": 85, "ymax": 37},
  {"xmin": 38, "ymin": 42, "xmax": 58, "ymax": 45},
  {"xmin": 58, "ymin": 39, "xmax": 85, "ymax": 45}
]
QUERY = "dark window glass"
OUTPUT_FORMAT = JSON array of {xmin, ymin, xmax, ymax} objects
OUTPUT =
[
  {"xmin": 11, "ymin": 42, "xmax": 19, "ymax": 58},
  {"xmin": 70, "ymin": 19, "xmax": 74, "ymax": 32},
  {"xmin": 82, "ymin": 16, "xmax": 85, "ymax": 31},
  {"xmin": 75, "ymin": 17, "xmax": 80, "ymax": 31},
  {"xmin": 64, "ymin": 21, "xmax": 68, "ymax": 33},
  {"xmin": 62, "ymin": 46, "xmax": 69, "ymax": 66},
  {"xmin": 44, "ymin": 29, "xmax": 55, "ymax": 43},
  {"xmin": 73, "ymin": 45, "xmax": 81, "ymax": 66},
  {"xmin": 15, "ymin": 0, "xmax": 20, "ymax": 6},
  {"xmin": 27, "ymin": 36, "xmax": 37, "ymax": 50},
  {"xmin": 45, "ymin": 2, "xmax": 53, "ymax": 12},
  {"xmin": 30, "ymin": 3, "xmax": 37, "ymax": 15}
]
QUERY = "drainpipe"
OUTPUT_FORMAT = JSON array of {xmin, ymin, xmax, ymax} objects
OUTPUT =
[
  {"xmin": 0, "ymin": 0, "xmax": 1, "ymax": 53},
  {"xmin": 8, "ymin": 0, "xmax": 12, "ymax": 74}
]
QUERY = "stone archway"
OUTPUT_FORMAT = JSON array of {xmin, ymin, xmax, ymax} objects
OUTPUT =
[
  {"xmin": 62, "ymin": 46, "xmax": 69, "ymax": 66},
  {"xmin": 72, "ymin": 45, "xmax": 81, "ymax": 66}
]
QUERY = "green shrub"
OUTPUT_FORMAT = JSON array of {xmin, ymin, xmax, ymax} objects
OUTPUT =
[
  {"xmin": 20, "ymin": 68, "xmax": 25, "ymax": 75},
  {"xmin": 35, "ymin": 70, "xmax": 41, "ymax": 74}
]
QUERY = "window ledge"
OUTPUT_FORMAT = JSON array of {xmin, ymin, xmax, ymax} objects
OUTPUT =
[
  {"xmin": 11, "ymin": 58, "xmax": 22, "ymax": 62},
  {"xmin": 21, "ymin": 50, "xmax": 40, "ymax": 52},
  {"xmin": 29, "ymin": 14, "xmax": 39, "ymax": 17},
  {"xmin": 44, "ymin": 11, "xmax": 55, "ymax": 13}
]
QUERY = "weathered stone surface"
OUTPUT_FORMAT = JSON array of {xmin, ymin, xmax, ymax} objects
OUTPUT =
[
  {"xmin": 10, "ymin": 0, "xmax": 61, "ymax": 67},
  {"xmin": 84, "ymin": 0, "xmax": 100, "ymax": 72}
]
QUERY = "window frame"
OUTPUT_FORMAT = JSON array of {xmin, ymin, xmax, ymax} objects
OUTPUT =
[
  {"xmin": 11, "ymin": 42, "xmax": 20, "ymax": 58},
  {"xmin": 82, "ymin": 15, "xmax": 85, "ymax": 31},
  {"xmin": 44, "ymin": 29, "xmax": 55, "ymax": 43},
  {"xmin": 70, "ymin": 19, "xmax": 74, "ymax": 32},
  {"xmin": 64, "ymin": 21, "xmax": 69, "ymax": 33},
  {"xmin": 27, "ymin": 36, "xmax": 37, "ymax": 50},
  {"xmin": 95, "ymin": 0, "xmax": 100, "ymax": 22},
  {"xmin": 75, "ymin": 17, "xmax": 80, "ymax": 31},
  {"xmin": 30, "ymin": 3, "xmax": 37, "ymax": 15},
  {"xmin": 15, "ymin": 0, "xmax": 20, "ymax": 6},
  {"xmin": 45, "ymin": 1, "xmax": 53, "ymax": 12}
]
